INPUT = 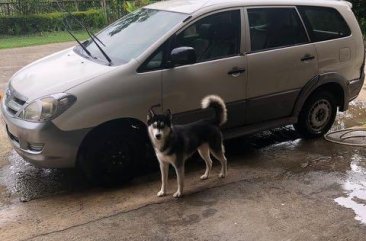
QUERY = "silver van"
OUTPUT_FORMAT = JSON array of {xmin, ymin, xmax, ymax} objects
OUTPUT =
[{"xmin": 1, "ymin": 0, "xmax": 365, "ymax": 183}]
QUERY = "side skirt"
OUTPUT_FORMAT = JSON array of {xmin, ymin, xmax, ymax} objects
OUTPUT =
[{"xmin": 223, "ymin": 116, "xmax": 298, "ymax": 140}]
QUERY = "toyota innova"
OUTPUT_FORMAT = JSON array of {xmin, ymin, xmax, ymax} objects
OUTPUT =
[{"xmin": 1, "ymin": 0, "xmax": 365, "ymax": 183}]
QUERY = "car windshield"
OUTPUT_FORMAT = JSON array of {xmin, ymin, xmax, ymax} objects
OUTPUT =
[{"xmin": 77, "ymin": 8, "xmax": 187, "ymax": 65}]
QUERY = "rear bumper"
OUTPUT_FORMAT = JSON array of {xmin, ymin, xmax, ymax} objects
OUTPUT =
[
  {"xmin": 348, "ymin": 71, "xmax": 365, "ymax": 101},
  {"xmin": 1, "ymin": 98, "xmax": 90, "ymax": 168}
]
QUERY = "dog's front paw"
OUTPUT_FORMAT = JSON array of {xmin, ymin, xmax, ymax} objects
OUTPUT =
[
  {"xmin": 218, "ymin": 173, "xmax": 226, "ymax": 178},
  {"xmin": 157, "ymin": 190, "xmax": 166, "ymax": 197},
  {"xmin": 200, "ymin": 174, "xmax": 209, "ymax": 180},
  {"xmin": 173, "ymin": 191, "xmax": 182, "ymax": 198}
]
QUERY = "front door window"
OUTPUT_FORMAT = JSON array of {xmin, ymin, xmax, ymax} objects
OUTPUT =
[{"xmin": 174, "ymin": 10, "xmax": 241, "ymax": 62}]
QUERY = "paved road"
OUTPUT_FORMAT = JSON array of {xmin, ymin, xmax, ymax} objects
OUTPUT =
[{"xmin": 0, "ymin": 43, "xmax": 366, "ymax": 241}]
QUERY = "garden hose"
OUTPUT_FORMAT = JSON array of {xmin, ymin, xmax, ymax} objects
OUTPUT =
[{"xmin": 324, "ymin": 126, "xmax": 366, "ymax": 147}]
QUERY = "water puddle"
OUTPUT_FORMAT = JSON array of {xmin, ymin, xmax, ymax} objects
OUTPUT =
[
  {"xmin": 327, "ymin": 101, "xmax": 366, "ymax": 224},
  {"xmin": 335, "ymin": 153, "xmax": 366, "ymax": 224},
  {"xmin": 334, "ymin": 100, "xmax": 366, "ymax": 130},
  {"xmin": 0, "ymin": 150, "xmax": 88, "ymax": 202}
]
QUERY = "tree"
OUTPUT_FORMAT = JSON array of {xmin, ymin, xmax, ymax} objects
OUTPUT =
[
  {"xmin": 349, "ymin": 0, "xmax": 366, "ymax": 19},
  {"xmin": 74, "ymin": 0, "xmax": 79, "ymax": 11},
  {"xmin": 100, "ymin": 0, "xmax": 107, "ymax": 20},
  {"xmin": 349, "ymin": 0, "xmax": 365, "ymax": 35}
]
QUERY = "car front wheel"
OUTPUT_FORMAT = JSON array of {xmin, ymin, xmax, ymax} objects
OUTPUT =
[{"xmin": 78, "ymin": 126, "xmax": 144, "ymax": 186}]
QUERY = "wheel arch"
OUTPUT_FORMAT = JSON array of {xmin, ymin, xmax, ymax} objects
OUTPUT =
[
  {"xmin": 293, "ymin": 73, "xmax": 349, "ymax": 118},
  {"xmin": 76, "ymin": 117, "xmax": 149, "ymax": 163}
]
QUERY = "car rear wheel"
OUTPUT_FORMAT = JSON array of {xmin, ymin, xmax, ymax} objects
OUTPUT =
[{"xmin": 294, "ymin": 91, "xmax": 337, "ymax": 139}]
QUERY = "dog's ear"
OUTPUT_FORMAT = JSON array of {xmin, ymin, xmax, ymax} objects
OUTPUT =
[
  {"xmin": 147, "ymin": 109, "xmax": 154, "ymax": 122},
  {"xmin": 165, "ymin": 109, "xmax": 172, "ymax": 123}
]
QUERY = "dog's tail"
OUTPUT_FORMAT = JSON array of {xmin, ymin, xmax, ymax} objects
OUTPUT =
[{"xmin": 201, "ymin": 95, "xmax": 227, "ymax": 126}]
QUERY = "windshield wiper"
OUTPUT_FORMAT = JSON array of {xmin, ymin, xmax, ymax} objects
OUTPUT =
[
  {"xmin": 84, "ymin": 27, "xmax": 105, "ymax": 47},
  {"xmin": 62, "ymin": 19, "xmax": 94, "ymax": 59},
  {"xmin": 66, "ymin": 13, "xmax": 112, "ymax": 65},
  {"xmin": 84, "ymin": 30, "xmax": 112, "ymax": 65},
  {"xmin": 56, "ymin": 1, "xmax": 112, "ymax": 65}
]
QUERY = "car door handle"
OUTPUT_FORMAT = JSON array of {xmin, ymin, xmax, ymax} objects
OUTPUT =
[
  {"xmin": 301, "ymin": 55, "xmax": 315, "ymax": 62},
  {"xmin": 228, "ymin": 67, "xmax": 246, "ymax": 76}
]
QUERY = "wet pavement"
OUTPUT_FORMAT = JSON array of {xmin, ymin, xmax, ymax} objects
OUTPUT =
[
  {"xmin": 0, "ymin": 43, "xmax": 366, "ymax": 240},
  {"xmin": 335, "ymin": 152, "xmax": 366, "ymax": 224},
  {"xmin": 0, "ymin": 151, "xmax": 88, "ymax": 203}
]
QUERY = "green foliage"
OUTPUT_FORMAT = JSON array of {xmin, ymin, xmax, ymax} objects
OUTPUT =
[
  {"xmin": 349, "ymin": 0, "xmax": 366, "ymax": 19},
  {"xmin": 123, "ymin": 0, "xmax": 151, "ymax": 13},
  {"xmin": 0, "ymin": 1, "xmax": 159, "ymax": 27},
  {"xmin": 0, "ymin": 30, "xmax": 89, "ymax": 49},
  {"xmin": 123, "ymin": 1, "xmax": 137, "ymax": 13},
  {"xmin": 10, "ymin": 0, "xmax": 49, "ymax": 15},
  {"xmin": 349, "ymin": 0, "xmax": 366, "ymax": 35},
  {"xmin": 0, "ymin": 9, "xmax": 106, "ymax": 35},
  {"xmin": 3, "ymin": 0, "xmax": 102, "ymax": 15},
  {"xmin": 360, "ymin": 19, "xmax": 366, "ymax": 36}
]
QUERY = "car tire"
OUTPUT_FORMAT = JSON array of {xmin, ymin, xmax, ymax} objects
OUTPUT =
[
  {"xmin": 78, "ymin": 126, "xmax": 144, "ymax": 186},
  {"xmin": 294, "ymin": 90, "xmax": 337, "ymax": 139}
]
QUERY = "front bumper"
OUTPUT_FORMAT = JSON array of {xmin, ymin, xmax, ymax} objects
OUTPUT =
[{"xmin": 1, "ymin": 99, "xmax": 90, "ymax": 168}]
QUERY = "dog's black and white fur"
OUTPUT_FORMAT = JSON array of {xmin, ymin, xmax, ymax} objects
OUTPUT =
[{"xmin": 147, "ymin": 95, "xmax": 228, "ymax": 198}]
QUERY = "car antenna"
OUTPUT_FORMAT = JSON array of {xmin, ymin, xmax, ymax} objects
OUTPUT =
[{"xmin": 56, "ymin": 0, "xmax": 112, "ymax": 65}]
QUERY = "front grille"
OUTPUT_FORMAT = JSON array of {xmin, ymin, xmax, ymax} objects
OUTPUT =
[
  {"xmin": 13, "ymin": 96, "xmax": 26, "ymax": 106},
  {"xmin": 4, "ymin": 87, "xmax": 27, "ymax": 116}
]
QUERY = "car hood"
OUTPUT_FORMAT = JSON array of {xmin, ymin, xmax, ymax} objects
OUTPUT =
[{"xmin": 9, "ymin": 47, "xmax": 116, "ymax": 101}]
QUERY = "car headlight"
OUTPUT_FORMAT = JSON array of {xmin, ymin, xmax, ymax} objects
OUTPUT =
[{"xmin": 18, "ymin": 93, "xmax": 76, "ymax": 122}]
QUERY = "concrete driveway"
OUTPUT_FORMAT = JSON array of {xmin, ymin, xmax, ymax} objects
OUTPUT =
[
  {"xmin": 0, "ymin": 42, "xmax": 75, "ymax": 92},
  {"xmin": 0, "ymin": 43, "xmax": 366, "ymax": 241}
]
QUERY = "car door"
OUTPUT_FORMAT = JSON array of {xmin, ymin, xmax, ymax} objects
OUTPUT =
[
  {"xmin": 161, "ymin": 9, "xmax": 247, "ymax": 129},
  {"xmin": 245, "ymin": 7, "xmax": 318, "ymax": 124}
]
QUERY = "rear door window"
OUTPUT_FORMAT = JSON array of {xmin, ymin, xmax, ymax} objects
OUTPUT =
[
  {"xmin": 298, "ymin": 6, "xmax": 351, "ymax": 42},
  {"xmin": 247, "ymin": 7, "xmax": 309, "ymax": 52}
]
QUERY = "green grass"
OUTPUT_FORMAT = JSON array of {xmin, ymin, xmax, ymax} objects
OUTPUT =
[{"xmin": 0, "ymin": 31, "xmax": 91, "ymax": 49}]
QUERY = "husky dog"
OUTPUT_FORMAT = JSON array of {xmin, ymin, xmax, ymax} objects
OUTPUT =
[{"xmin": 147, "ymin": 95, "xmax": 228, "ymax": 198}]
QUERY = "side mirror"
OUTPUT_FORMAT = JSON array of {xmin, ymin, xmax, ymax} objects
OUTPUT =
[{"xmin": 170, "ymin": 47, "xmax": 197, "ymax": 67}]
